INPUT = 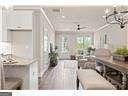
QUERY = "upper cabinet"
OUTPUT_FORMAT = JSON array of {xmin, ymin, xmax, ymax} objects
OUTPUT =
[
  {"xmin": 7, "ymin": 10, "xmax": 33, "ymax": 30},
  {"xmin": 0, "ymin": 7, "xmax": 10, "ymax": 42},
  {"xmin": 0, "ymin": 7, "xmax": 3, "ymax": 41},
  {"xmin": 0, "ymin": 9, "xmax": 33, "ymax": 42}
]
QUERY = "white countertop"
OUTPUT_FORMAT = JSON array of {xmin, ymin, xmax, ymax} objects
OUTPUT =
[{"xmin": 3, "ymin": 55, "xmax": 37, "ymax": 66}]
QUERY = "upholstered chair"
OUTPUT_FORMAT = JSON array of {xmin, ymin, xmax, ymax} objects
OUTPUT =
[
  {"xmin": 81, "ymin": 48, "xmax": 111, "ymax": 71},
  {"xmin": 94, "ymin": 48, "xmax": 111, "ymax": 73},
  {"xmin": 94, "ymin": 48, "xmax": 111, "ymax": 57}
]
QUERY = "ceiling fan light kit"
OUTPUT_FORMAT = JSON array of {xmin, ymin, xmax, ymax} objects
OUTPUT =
[
  {"xmin": 77, "ymin": 24, "xmax": 87, "ymax": 31},
  {"xmin": 77, "ymin": 25, "xmax": 81, "ymax": 30}
]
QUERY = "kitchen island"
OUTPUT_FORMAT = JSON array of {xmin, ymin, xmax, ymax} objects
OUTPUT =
[{"xmin": 3, "ymin": 56, "xmax": 38, "ymax": 90}]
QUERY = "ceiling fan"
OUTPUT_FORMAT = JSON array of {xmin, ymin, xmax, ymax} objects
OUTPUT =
[{"xmin": 76, "ymin": 24, "xmax": 88, "ymax": 31}]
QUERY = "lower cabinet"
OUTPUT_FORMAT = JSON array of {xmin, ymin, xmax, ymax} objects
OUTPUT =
[
  {"xmin": 29, "ymin": 60, "xmax": 38, "ymax": 89},
  {"xmin": 4, "ymin": 60, "xmax": 39, "ymax": 90}
]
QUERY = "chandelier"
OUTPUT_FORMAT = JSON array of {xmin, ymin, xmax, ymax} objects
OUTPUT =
[{"xmin": 105, "ymin": 6, "xmax": 128, "ymax": 28}]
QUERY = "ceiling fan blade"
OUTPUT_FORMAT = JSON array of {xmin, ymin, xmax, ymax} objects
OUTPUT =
[
  {"xmin": 80, "ymin": 26, "xmax": 88, "ymax": 29},
  {"xmin": 69, "ymin": 24, "xmax": 77, "ymax": 31},
  {"xmin": 74, "ymin": 28, "xmax": 80, "ymax": 32}
]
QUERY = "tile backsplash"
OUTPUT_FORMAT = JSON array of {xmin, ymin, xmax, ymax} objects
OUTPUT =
[{"xmin": 0, "ymin": 42, "xmax": 11, "ymax": 54}]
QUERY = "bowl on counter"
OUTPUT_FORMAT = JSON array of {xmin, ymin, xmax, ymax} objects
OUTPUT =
[{"xmin": 2, "ymin": 59, "xmax": 18, "ymax": 64}]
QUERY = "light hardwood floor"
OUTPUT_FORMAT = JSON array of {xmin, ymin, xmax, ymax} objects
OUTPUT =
[{"xmin": 39, "ymin": 60, "xmax": 78, "ymax": 90}]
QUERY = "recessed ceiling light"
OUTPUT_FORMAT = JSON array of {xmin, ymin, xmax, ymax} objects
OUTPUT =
[
  {"xmin": 105, "ymin": 9, "xmax": 109, "ymax": 14},
  {"xmin": 62, "ymin": 15, "xmax": 66, "ymax": 18},
  {"xmin": 4, "ymin": 5, "xmax": 12, "ymax": 10},
  {"xmin": 102, "ymin": 16, "xmax": 106, "ymax": 18},
  {"xmin": 113, "ymin": 5, "xmax": 117, "ymax": 7}
]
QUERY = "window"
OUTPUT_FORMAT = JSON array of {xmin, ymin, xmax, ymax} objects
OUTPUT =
[
  {"xmin": 77, "ymin": 36, "xmax": 92, "ymax": 50},
  {"xmin": 61, "ymin": 36, "xmax": 68, "ymax": 53},
  {"xmin": 77, "ymin": 36, "xmax": 84, "ymax": 50}
]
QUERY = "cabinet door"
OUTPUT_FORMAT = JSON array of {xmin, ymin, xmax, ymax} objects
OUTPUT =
[
  {"xmin": 2, "ymin": 8, "xmax": 8, "ymax": 42},
  {"xmin": 7, "ymin": 11, "xmax": 33, "ymax": 29},
  {"xmin": 29, "ymin": 61, "xmax": 38, "ymax": 89},
  {"xmin": 0, "ymin": 7, "xmax": 2, "ymax": 41},
  {"xmin": 0, "ymin": 7, "xmax": 10, "ymax": 42}
]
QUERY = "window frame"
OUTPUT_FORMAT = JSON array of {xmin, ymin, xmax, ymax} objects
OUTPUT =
[
  {"xmin": 61, "ymin": 36, "xmax": 69, "ymax": 53},
  {"xmin": 76, "ymin": 36, "xmax": 92, "ymax": 50}
]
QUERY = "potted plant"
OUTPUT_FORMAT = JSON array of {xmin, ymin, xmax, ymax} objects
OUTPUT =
[
  {"xmin": 49, "ymin": 44, "xmax": 58, "ymax": 67},
  {"xmin": 87, "ymin": 46, "xmax": 95, "ymax": 55},
  {"xmin": 113, "ymin": 47, "xmax": 128, "ymax": 62}
]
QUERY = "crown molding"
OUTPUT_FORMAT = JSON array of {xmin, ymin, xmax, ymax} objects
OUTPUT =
[
  {"xmin": 95, "ymin": 24, "xmax": 110, "ymax": 32},
  {"xmin": 40, "ymin": 8, "xmax": 55, "ymax": 32}
]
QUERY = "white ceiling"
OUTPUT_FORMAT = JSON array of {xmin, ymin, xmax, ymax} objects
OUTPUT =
[
  {"xmin": 12, "ymin": 5, "xmax": 128, "ymax": 33},
  {"xmin": 43, "ymin": 6, "xmax": 114, "ymax": 32}
]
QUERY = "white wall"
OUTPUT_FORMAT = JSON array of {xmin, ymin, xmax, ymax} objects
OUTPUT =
[
  {"xmin": 94, "ymin": 24, "xmax": 127, "ymax": 52},
  {"xmin": 55, "ymin": 31, "xmax": 93, "ymax": 59}
]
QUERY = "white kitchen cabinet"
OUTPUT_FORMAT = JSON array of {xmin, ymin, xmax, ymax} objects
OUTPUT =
[
  {"xmin": 7, "ymin": 11, "xmax": 33, "ymax": 30},
  {"xmin": 0, "ymin": 7, "xmax": 10, "ymax": 42},
  {"xmin": 29, "ymin": 60, "xmax": 38, "ymax": 89},
  {"xmin": 0, "ymin": 7, "xmax": 3, "ymax": 41}
]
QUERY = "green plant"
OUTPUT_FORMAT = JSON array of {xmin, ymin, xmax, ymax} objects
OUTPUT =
[
  {"xmin": 87, "ymin": 46, "xmax": 95, "ymax": 55},
  {"xmin": 49, "ymin": 44, "xmax": 58, "ymax": 67},
  {"xmin": 114, "ymin": 47, "xmax": 128, "ymax": 56}
]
